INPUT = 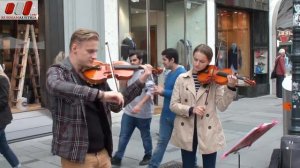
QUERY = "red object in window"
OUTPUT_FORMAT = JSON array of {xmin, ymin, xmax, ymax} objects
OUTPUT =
[
  {"xmin": 23, "ymin": 1, "xmax": 33, "ymax": 15},
  {"xmin": 279, "ymin": 35, "xmax": 288, "ymax": 43},
  {"xmin": 5, "ymin": 3, "xmax": 15, "ymax": 14}
]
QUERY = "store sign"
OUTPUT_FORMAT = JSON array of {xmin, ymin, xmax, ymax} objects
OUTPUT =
[{"xmin": 0, "ymin": 0, "xmax": 38, "ymax": 20}]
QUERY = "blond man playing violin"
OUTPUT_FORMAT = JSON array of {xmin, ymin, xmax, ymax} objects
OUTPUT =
[
  {"xmin": 170, "ymin": 44, "xmax": 238, "ymax": 168},
  {"xmin": 46, "ymin": 28, "xmax": 153, "ymax": 168}
]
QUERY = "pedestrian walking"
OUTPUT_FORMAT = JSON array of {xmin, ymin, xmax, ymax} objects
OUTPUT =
[
  {"xmin": 148, "ymin": 48, "xmax": 186, "ymax": 168},
  {"xmin": 0, "ymin": 64, "xmax": 21, "ymax": 168},
  {"xmin": 274, "ymin": 48, "xmax": 286, "ymax": 98}
]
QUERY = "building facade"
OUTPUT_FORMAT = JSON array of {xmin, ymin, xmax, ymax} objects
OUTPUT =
[
  {"xmin": 2, "ymin": 0, "xmax": 283, "ymax": 114},
  {"xmin": 207, "ymin": 0, "xmax": 270, "ymax": 97}
]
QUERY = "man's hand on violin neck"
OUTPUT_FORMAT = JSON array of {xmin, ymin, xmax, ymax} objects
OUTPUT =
[
  {"xmin": 139, "ymin": 64, "xmax": 153, "ymax": 83},
  {"xmin": 227, "ymin": 74, "xmax": 238, "ymax": 88},
  {"xmin": 101, "ymin": 91, "xmax": 124, "ymax": 105}
]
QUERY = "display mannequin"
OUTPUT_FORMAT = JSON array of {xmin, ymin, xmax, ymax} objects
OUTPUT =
[
  {"xmin": 121, "ymin": 33, "xmax": 136, "ymax": 61},
  {"xmin": 228, "ymin": 43, "xmax": 242, "ymax": 72}
]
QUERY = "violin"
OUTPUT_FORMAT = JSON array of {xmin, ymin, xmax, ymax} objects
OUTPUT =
[
  {"xmin": 197, "ymin": 65, "xmax": 256, "ymax": 86},
  {"xmin": 82, "ymin": 60, "xmax": 163, "ymax": 85}
]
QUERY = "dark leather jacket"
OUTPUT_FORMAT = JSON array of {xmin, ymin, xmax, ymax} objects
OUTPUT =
[{"xmin": 0, "ymin": 75, "xmax": 13, "ymax": 129}]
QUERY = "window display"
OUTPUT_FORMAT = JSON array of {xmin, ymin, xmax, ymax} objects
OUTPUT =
[
  {"xmin": 217, "ymin": 9, "xmax": 250, "ymax": 77},
  {"xmin": 254, "ymin": 49, "xmax": 268, "ymax": 74},
  {"xmin": 0, "ymin": 22, "xmax": 42, "ymax": 113}
]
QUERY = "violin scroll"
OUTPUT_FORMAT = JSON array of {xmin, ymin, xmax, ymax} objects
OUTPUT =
[{"xmin": 152, "ymin": 67, "xmax": 163, "ymax": 75}]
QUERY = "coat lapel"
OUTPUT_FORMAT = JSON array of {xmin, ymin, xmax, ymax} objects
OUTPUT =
[
  {"xmin": 196, "ymin": 86, "xmax": 209, "ymax": 102},
  {"xmin": 186, "ymin": 82, "xmax": 196, "ymax": 99},
  {"xmin": 183, "ymin": 71, "xmax": 196, "ymax": 99}
]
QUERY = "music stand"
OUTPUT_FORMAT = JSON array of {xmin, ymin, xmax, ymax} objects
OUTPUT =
[{"xmin": 221, "ymin": 120, "xmax": 278, "ymax": 168}]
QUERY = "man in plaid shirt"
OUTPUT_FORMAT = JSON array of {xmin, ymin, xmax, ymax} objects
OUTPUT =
[{"xmin": 46, "ymin": 28, "xmax": 152, "ymax": 168}]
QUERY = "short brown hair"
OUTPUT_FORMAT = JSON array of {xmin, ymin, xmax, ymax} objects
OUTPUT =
[
  {"xmin": 69, "ymin": 28, "xmax": 99, "ymax": 51},
  {"xmin": 193, "ymin": 44, "xmax": 213, "ymax": 61}
]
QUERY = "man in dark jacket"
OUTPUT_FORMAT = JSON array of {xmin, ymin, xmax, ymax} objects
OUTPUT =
[
  {"xmin": 46, "ymin": 28, "xmax": 152, "ymax": 168},
  {"xmin": 0, "ymin": 65, "xmax": 21, "ymax": 168}
]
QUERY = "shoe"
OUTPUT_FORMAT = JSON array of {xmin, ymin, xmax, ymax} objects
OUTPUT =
[
  {"xmin": 139, "ymin": 154, "xmax": 151, "ymax": 166},
  {"xmin": 111, "ymin": 156, "xmax": 122, "ymax": 166},
  {"xmin": 13, "ymin": 164, "xmax": 21, "ymax": 168}
]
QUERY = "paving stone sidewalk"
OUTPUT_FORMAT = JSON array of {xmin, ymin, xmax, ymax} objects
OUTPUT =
[{"xmin": 1, "ymin": 95, "xmax": 283, "ymax": 168}]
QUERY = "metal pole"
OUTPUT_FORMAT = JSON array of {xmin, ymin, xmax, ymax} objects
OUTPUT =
[
  {"xmin": 289, "ymin": 0, "xmax": 300, "ymax": 135},
  {"xmin": 238, "ymin": 152, "xmax": 240, "ymax": 168}
]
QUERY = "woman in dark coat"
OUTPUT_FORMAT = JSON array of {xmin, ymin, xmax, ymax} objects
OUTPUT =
[{"xmin": 0, "ymin": 65, "xmax": 21, "ymax": 168}]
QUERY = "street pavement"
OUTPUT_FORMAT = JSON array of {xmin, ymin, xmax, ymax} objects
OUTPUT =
[{"xmin": 0, "ymin": 95, "xmax": 283, "ymax": 168}]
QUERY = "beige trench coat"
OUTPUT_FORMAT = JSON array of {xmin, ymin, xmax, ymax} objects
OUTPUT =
[{"xmin": 170, "ymin": 70, "xmax": 236, "ymax": 154}]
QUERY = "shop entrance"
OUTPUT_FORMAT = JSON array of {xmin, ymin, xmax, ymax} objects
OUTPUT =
[{"xmin": 0, "ymin": 21, "xmax": 44, "ymax": 113}]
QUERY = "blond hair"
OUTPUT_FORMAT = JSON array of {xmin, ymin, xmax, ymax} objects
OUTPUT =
[{"xmin": 69, "ymin": 28, "xmax": 99, "ymax": 51}]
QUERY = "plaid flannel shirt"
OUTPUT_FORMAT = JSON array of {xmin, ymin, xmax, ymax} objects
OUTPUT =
[{"xmin": 46, "ymin": 58, "xmax": 144, "ymax": 163}]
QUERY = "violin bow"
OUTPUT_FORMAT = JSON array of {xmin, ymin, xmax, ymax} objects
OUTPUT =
[
  {"xmin": 203, "ymin": 42, "xmax": 222, "ymax": 112},
  {"xmin": 105, "ymin": 42, "xmax": 119, "ymax": 92}
]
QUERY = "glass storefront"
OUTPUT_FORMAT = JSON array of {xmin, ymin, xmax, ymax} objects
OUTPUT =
[
  {"xmin": 118, "ymin": 0, "xmax": 206, "ymax": 70},
  {"xmin": 216, "ymin": 9, "xmax": 250, "ymax": 77},
  {"xmin": 119, "ymin": 0, "xmax": 165, "ymax": 67},
  {"xmin": 0, "ymin": 1, "xmax": 45, "ymax": 113},
  {"xmin": 166, "ymin": 0, "xmax": 206, "ymax": 70}
]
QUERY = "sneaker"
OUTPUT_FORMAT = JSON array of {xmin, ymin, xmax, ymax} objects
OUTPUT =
[
  {"xmin": 139, "ymin": 154, "xmax": 151, "ymax": 166},
  {"xmin": 111, "ymin": 156, "xmax": 122, "ymax": 166}
]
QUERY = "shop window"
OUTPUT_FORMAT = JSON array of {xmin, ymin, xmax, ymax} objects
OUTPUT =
[
  {"xmin": 254, "ymin": 49, "xmax": 268, "ymax": 74},
  {"xmin": 166, "ymin": 0, "xmax": 206, "ymax": 70},
  {"xmin": 0, "ymin": 21, "xmax": 43, "ymax": 113},
  {"xmin": 216, "ymin": 9, "xmax": 250, "ymax": 78},
  {"xmin": 118, "ymin": 0, "xmax": 164, "ymax": 104}
]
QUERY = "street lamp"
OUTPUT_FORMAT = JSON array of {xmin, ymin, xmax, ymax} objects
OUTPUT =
[{"xmin": 289, "ymin": 0, "xmax": 300, "ymax": 135}]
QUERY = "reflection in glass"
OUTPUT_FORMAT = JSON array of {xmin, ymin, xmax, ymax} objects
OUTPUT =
[
  {"xmin": 0, "ymin": 21, "xmax": 43, "ymax": 112},
  {"xmin": 166, "ymin": 0, "xmax": 206, "ymax": 70},
  {"xmin": 216, "ymin": 9, "xmax": 250, "ymax": 77}
]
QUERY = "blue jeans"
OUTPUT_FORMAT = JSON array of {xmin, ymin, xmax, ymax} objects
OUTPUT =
[
  {"xmin": 0, "ymin": 128, "xmax": 20, "ymax": 167},
  {"xmin": 181, "ymin": 127, "xmax": 217, "ymax": 168},
  {"xmin": 114, "ymin": 113, "xmax": 152, "ymax": 159},
  {"xmin": 148, "ymin": 117, "xmax": 174, "ymax": 168}
]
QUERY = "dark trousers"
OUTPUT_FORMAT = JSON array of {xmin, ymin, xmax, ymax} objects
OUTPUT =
[
  {"xmin": 276, "ymin": 75, "xmax": 284, "ymax": 98},
  {"xmin": 181, "ymin": 127, "xmax": 217, "ymax": 168},
  {"xmin": 0, "ymin": 128, "xmax": 20, "ymax": 167},
  {"xmin": 114, "ymin": 113, "xmax": 152, "ymax": 159}
]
